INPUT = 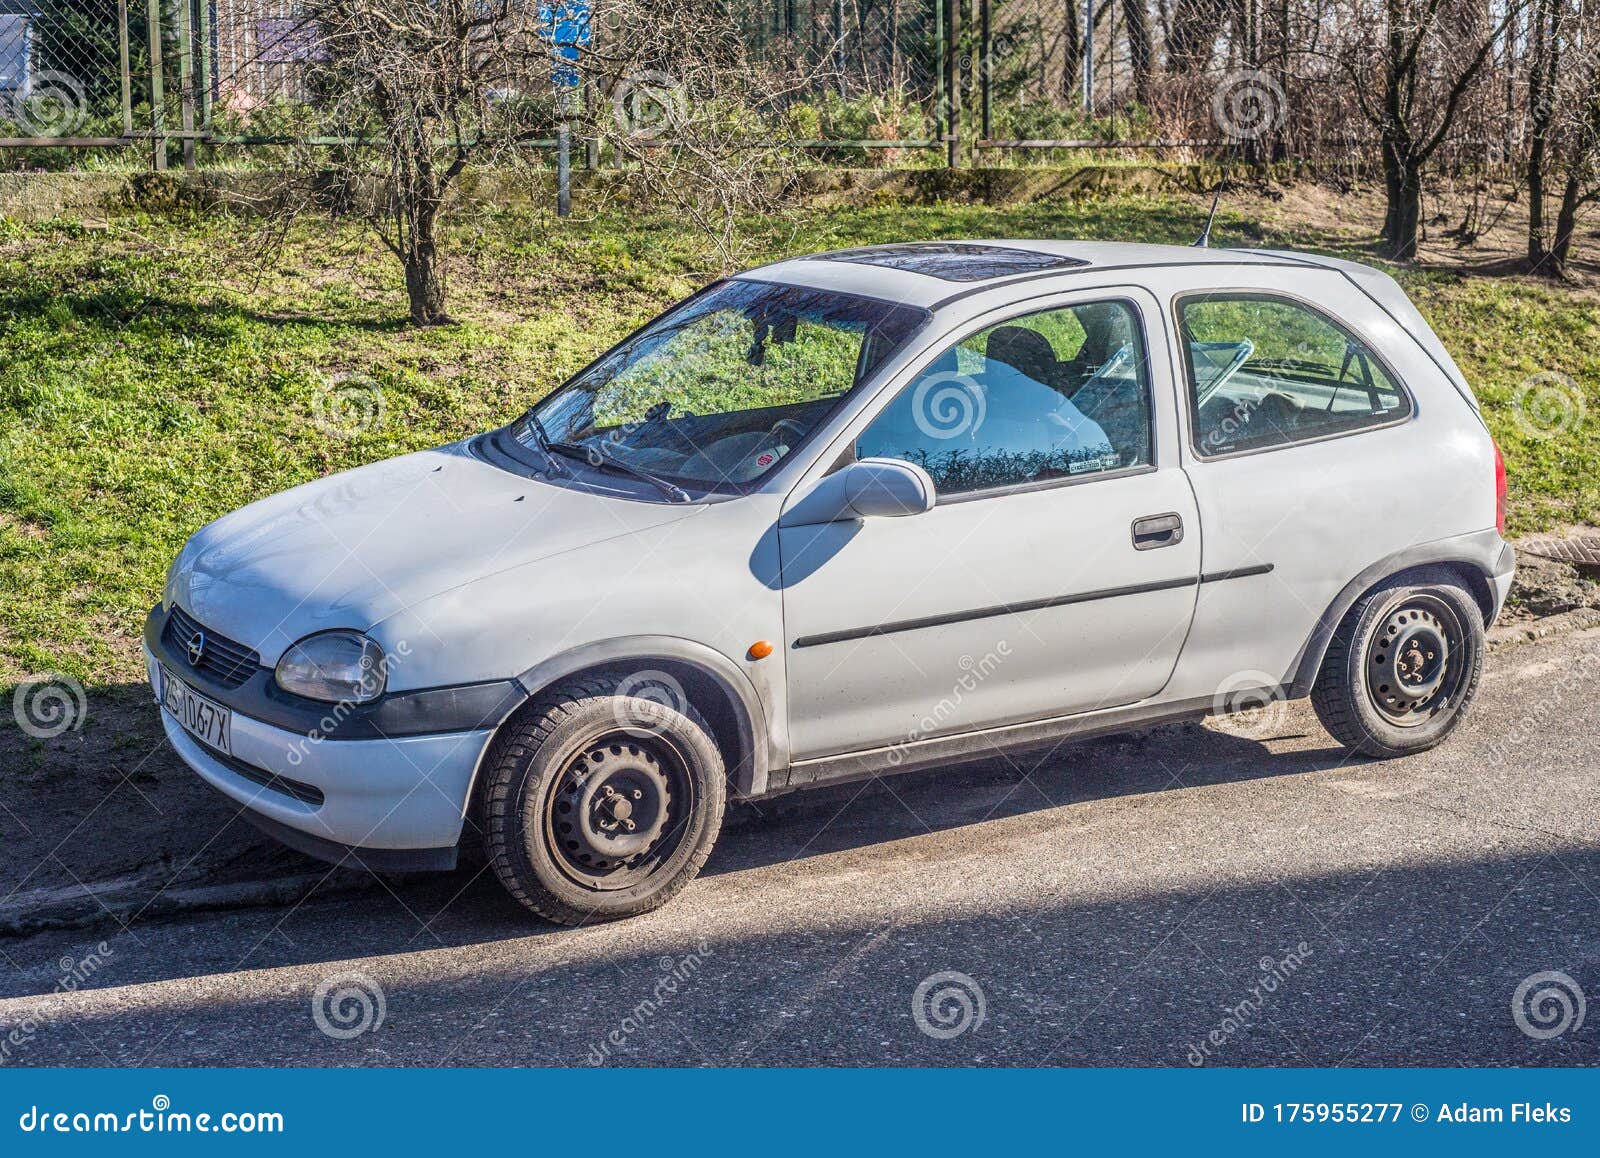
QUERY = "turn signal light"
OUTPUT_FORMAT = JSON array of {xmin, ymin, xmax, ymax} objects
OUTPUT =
[{"xmin": 748, "ymin": 640, "xmax": 774, "ymax": 660}]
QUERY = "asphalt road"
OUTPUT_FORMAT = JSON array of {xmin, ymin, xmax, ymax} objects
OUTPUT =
[{"xmin": 2, "ymin": 628, "xmax": 1598, "ymax": 1067}]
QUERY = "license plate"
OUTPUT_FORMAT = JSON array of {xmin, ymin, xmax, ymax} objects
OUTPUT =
[{"xmin": 160, "ymin": 666, "xmax": 233, "ymax": 757}]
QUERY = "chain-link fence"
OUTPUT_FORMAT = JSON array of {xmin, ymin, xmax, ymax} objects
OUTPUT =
[
  {"xmin": 0, "ymin": 0, "xmax": 1549, "ymax": 178},
  {"xmin": 0, "ymin": 0, "xmax": 129, "ymax": 144}
]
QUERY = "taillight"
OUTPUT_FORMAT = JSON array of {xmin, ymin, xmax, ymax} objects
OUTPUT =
[{"xmin": 1492, "ymin": 438, "xmax": 1507, "ymax": 534}]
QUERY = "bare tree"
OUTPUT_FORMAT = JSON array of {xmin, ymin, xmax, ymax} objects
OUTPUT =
[
  {"xmin": 576, "ymin": 1, "xmax": 816, "ymax": 264},
  {"xmin": 257, "ymin": 0, "xmax": 809, "ymax": 326},
  {"xmin": 1125, "ymin": 0, "xmax": 1154, "ymax": 107},
  {"xmin": 1525, "ymin": 0, "xmax": 1565, "ymax": 265},
  {"xmin": 1540, "ymin": 0, "xmax": 1600, "ymax": 274},
  {"xmin": 1340, "ymin": 0, "xmax": 1526, "ymax": 260},
  {"xmin": 277, "ymin": 0, "xmax": 556, "ymax": 325}
]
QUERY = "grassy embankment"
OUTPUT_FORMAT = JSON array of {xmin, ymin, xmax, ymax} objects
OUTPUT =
[{"xmin": 2, "ymin": 195, "xmax": 1596, "ymax": 688}]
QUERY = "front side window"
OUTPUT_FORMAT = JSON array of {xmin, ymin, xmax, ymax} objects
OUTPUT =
[
  {"xmin": 856, "ymin": 300, "xmax": 1153, "ymax": 497},
  {"xmin": 519, "ymin": 279, "xmax": 927, "ymax": 491},
  {"xmin": 1178, "ymin": 294, "xmax": 1412, "ymax": 457}
]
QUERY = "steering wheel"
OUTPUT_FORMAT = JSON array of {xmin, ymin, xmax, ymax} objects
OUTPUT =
[
  {"xmin": 766, "ymin": 416, "xmax": 809, "ymax": 444},
  {"xmin": 1255, "ymin": 392, "xmax": 1304, "ymax": 438}
]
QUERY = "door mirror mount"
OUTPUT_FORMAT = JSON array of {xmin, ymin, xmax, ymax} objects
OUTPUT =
[{"xmin": 781, "ymin": 458, "xmax": 936, "ymax": 527}]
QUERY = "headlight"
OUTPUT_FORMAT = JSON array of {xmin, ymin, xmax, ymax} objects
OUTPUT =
[{"xmin": 275, "ymin": 631, "xmax": 387, "ymax": 704}]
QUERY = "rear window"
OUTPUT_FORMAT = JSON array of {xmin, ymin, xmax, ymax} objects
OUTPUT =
[{"xmin": 1177, "ymin": 293, "xmax": 1412, "ymax": 457}]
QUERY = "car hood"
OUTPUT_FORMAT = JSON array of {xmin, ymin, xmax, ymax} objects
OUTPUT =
[{"xmin": 166, "ymin": 441, "xmax": 698, "ymax": 665}]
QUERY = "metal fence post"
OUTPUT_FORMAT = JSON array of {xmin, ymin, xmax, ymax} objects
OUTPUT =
[
  {"xmin": 1081, "ymin": 0, "xmax": 1094, "ymax": 113},
  {"xmin": 946, "ymin": 0, "xmax": 962, "ymax": 167},
  {"xmin": 118, "ymin": 0, "xmax": 134, "ymax": 138},
  {"xmin": 146, "ymin": 0, "xmax": 167, "ymax": 170},
  {"xmin": 933, "ymin": 0, "xmax": 945, "ymax": 156},
  {"xmin": 198, "ymin": 0, "xmax": 214, "ymax": 135},
  {"xmin": 582, "ymin": 74, "xmax": 598, "ymax": 170},
  {"xmin": 972, "ymin": 0, "xmax": 985, "ymax": 143},
  {"xmin": 556, "ymin": 86, "xmax": 571, "ymax": 217},
  {"xmin": 178, "ymin": 0, "xmax": 196, "ymax": 170}
]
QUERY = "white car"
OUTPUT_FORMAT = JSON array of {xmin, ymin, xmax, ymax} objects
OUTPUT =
[{"xmin": 148, "ymin": 241, "xmax": 1514, "ymax": 924}]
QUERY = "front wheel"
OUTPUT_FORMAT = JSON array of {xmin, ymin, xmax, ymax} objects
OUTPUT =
[
  {"xmin": 1311, "ymin": 572, "xmax": 1485, "ymax": 758},
  {"xmin": 480, "ymin": 675, "xmax": 726, "ymax": 925}
]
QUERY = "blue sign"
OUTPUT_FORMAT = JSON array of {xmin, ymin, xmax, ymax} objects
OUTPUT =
[{"xmin": 538, "ymin": 3, "xmax": 590, "ymax": 89}]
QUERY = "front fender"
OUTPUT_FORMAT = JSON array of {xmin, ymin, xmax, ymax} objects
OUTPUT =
[{"xmin": 511, "ymin": 635, "xmax": 778, "ymax": 798}]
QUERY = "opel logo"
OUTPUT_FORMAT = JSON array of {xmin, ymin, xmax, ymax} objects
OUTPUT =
[{"xmin": 186, "ymin": 630, "xmax": 206, "ymax": 666}]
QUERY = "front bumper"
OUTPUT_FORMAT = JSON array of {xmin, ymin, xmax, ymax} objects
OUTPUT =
[{"xmin": 145, "ymin": 642, "xmax": 496, "ymax": 868}]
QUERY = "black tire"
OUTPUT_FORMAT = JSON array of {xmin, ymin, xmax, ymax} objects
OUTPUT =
[
  {"xmin": 479, "ymin": 674, "xmax": 725, "ymax": 925},
  {"xmin": 1311, "ymin": 569, "xmax": 1485, "ymax": 758}
]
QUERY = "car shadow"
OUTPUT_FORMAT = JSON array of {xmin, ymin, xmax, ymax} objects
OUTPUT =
[
  {"xmin": 6, "ymin": 837, "xmax": 1597, "ymax": 1066},
  {"xmin": 704, "ymin": 719, "xmax": 1356, "ymax": 876},
  {"xmin": 1, "ymin": 693, "xmax": 1373, "ymax": 996}
]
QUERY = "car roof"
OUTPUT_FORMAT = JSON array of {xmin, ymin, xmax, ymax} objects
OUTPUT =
[{"xmin": 741, "ymin": 239, "xmax": 1327, "ymax": 309}]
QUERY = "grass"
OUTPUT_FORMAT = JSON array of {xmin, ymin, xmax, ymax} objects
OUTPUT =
[{"xmin": 1, "ymin": 193, "xmax": 1597, "ymax": 688}]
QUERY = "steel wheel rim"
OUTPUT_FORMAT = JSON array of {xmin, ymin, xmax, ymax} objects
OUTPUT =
[
  {"xmin": 542, "ymin": 732, "xmax": 695, "ymax": 891},
  {"xmin": 1364, "ymin": 594, "xmax": 1465, "ymax": 727}
]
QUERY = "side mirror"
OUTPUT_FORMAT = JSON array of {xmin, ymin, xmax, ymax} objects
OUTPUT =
[{"xmin": 780, "ymin": 458, "xmax": 936, "ymax": 528}]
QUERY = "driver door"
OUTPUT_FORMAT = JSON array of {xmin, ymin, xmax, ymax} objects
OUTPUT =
[{"xmin": 778, "ymin": 290, "xmax": 1201, "ymax": 761}]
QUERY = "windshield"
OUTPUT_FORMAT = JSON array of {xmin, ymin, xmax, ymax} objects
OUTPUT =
[{"xmin": 517, "ymin": 279, "xmax": 928, "ymax": 493}]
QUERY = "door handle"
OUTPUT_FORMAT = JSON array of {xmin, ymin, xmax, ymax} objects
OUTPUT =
[{"xmin": 1132, "ymin": 512, "xmax": 1184, "ymax": 550}]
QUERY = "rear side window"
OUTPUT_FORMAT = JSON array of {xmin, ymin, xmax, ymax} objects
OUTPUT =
[{"xmin": 1177, "ymin": 294, "xmax": 1412, "ymax": 457}]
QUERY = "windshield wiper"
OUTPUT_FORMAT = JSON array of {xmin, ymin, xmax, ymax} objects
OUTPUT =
[
  {"xmin": 521, "ymin": 414, "xmax": 570, "ymax": 478},
  {"xmin": 546, "ymin": 441, "xmax": 692, "ymax": 504}
]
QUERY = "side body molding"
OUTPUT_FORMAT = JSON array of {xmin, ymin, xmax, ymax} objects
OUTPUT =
[
  {"xmin": 514, "ymin": 636, "xmax": 777, "ymax": 797},
  {"xmin": 1283, "ymin": 527, "xmax": 1512, "ymax": 698}
]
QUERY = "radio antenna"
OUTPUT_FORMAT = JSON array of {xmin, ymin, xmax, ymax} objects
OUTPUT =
[{"xmin": 1193, "ymin": 178, "xmax": 1225, "ymax": 248}]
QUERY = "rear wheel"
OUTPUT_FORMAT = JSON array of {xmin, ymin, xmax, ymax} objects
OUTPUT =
[
  {"xmin": 480, "ymin": 675, "xmax": 725, "ymax": 925},
  {"xmin": 1311, "ymin": 572, "xmax": 1485, "ymax": 758}
]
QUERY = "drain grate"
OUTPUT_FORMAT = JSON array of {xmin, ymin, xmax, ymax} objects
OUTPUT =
[{"xmin": 1521, "ymin": 535, "xmax": 1600, "ymax": 570}]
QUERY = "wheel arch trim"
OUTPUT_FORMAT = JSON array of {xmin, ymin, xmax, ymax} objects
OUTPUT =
[
  {"xmin": 1284, "ymin": 528, "xmax": 1508, "ymax": 698},
  {"xmin": 509, "ymin": 636, "xmax": 775, "ymax": 797}
]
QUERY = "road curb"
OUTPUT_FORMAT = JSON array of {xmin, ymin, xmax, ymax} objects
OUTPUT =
[
  {"xmin": 0, "ymin": 869, "xmax": 382, "ymax": 941},
  {"xmin": 1488, "ymin": 607, "xmax": 1600, "ymax": 652}
]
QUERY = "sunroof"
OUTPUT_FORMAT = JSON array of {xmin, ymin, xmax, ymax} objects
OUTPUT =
[{"xmin": 813, "ymin": 242, "xmax": 1087, "ymax": 282}]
